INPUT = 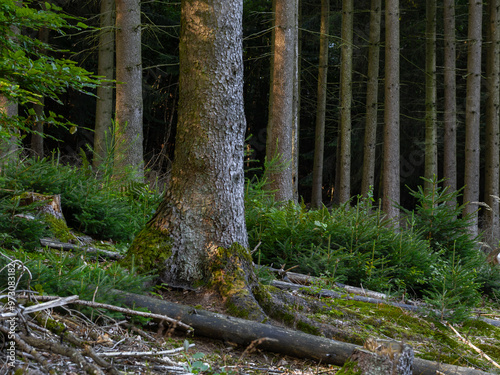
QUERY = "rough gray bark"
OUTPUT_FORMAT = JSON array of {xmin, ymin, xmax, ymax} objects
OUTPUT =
[
  {"xmin": 291, "ymin": 0, "xmax": 300, "ymax": 202},
  {"xmin": 311, "ymin": 0, "xmax": 329, "ymax": 209},
  {"xmin": 114, "ymin": 0, "xmax": 143, "ymax": 180},
  {"xmin": 93, "ymin": 0, "xmax": 115, "ymax": 169},
  {"xmin": 265, "ymin": 0, "xmax": 296, "ymax": 203},
  {"xmin": 424, "ymin": 0, "xmax": 437, "ymax": 192},
  {"xmin": 485, "ymin": 0, "xmax": 500, "ymax": 247},
  {"xmin": 349, "ymin": 339, "xmax": 414, "ymax": 375},
  {"xmin": 383, "ymin": 0, "xmax": 400, "ymax": 223},
  {"xmin": 463, "ymin": 0, "xmax": 482, "ymax": 236},
  {"xmin": 338, "ymin": 0, "xmax": 353, "ymax": 204},
  {"xmin": 361, "ymin": 0, "xmax": 381, "ymax": 198},
  {"xmin": 128, "ymin": 0, "xmax": 254, "ymax": 295},
  {"xmin": 443, "ymin": 0, "xmax": 457, "ymax": 205}
]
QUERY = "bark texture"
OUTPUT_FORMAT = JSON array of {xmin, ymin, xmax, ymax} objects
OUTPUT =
[
  {"xmin": 463, "ymin": 0, "xmax": 483, "ymax": 236},
  {"xmin": 291, "ymin": 0, "xmax": 300, "ymax": 202},
  {"xmin": 311, "ymin": 0, "xmax": 329, "ymax": 209},
  {"xmin": 338, "ymin": 0, "xmax": 353, "ymax": 204},
  {"xmin": 114, "ymin": 0, "xmax": 143, "ymax": 180},
  {"xmin": 485, "ymin": 0, "xmax": 500, "ymax": 247},
  {"xmin": 93, "ymin": 0, "xmax": 115, "ymax": 169},
  {"xmin": 443, "ymin": 0, "xmax": 457, "ymax": 205},
  {"xmin": 361, "ymin": 0, "xmax": 381, "ymax": 198},
  {"xmin": 424, "ymin": 0, "xmax": 437, "ymax": 192},
  {"xmin": 383, "ymin": 0, "xmax": 400, "ymax": 223},
  {"xmin": 265, "ymin": 0, "xmax": 296, "ymax": 203}
]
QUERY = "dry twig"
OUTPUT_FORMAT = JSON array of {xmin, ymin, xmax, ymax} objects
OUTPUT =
[{"xmin": 447, "ymin": 322, "xmax": 500, "ymax": 370}]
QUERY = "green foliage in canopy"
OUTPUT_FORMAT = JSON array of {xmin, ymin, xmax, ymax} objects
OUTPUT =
[{"xmin": 0, "ymin": 0, "xmax": 101, "ymax": 141}]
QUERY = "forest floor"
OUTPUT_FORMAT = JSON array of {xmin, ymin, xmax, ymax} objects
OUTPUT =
[
  {"xmin": 2, "ymin": 288, "xmax": 341, "ymax": 375},
  {"xmin": 4, "ymin": 271, "xmax": 500, "ymax": 375}
]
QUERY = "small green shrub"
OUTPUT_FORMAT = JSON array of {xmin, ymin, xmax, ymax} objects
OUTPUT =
[
  {"xmin": 423, "ymin": 251, "xmax": 482, "ymax": 323},
  {"xmin": 399, "ymin": 177, "xmax": 480, "ymax": 261}
]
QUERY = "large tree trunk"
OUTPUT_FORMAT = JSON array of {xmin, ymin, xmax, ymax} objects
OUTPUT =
[
  {"xmin": 484, "ymin": 0, "xmax": 500, "ymax": 247},
  {"xmin": 0, "ymin": 16, "xmax": 20, "ymax": 164},
  {"xmin": 463, "ymin": 0, "xmax": 482, "ymax": 236},
  {"xmin": 265, "ymin": 0, "xmax": 296, "ymax": 203},
  {"xmin": 443, "ymin": 0, "xmax": 457, "ymax": 206},
  {"xmin": 311, "ymin": 0, "xmax": 330, "ymax": 209},
  {"xmin": 114, "ymin": 0, "xmax": 143, "ymax": 181},
  {"xmin": 126, "ymin": 0, "xmax": 265, "ymax": 320},
  {"xmin": 93, "ymin": 0, "xmax": 115, "ymax": 170},
  {"xmin": 361, "ymin": 0, "xmax": 381, "ymax": 199},
  {"xmin": 338, "ymin": 0, "xmax": 353, "ymax": 204},
  {"xmin": 383, "ymin": 0, "xmax": 400, "ymax": 223},
  {"xmin": 424, "ymin": 0, "xmax": 437, "ymax": 192}
]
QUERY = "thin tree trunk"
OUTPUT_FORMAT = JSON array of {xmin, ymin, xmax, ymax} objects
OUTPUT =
[
  {"xmin": 424, "ymin": 0, "xmax": 437, "ymax": 191},
  {"xmin": 114, "ymin": 0, "xmax": 143, "ymax": 181},
  {"xmin": 463, "ymin": 0, "xmax": 482, "ymax": 236},
  {"xmin": 361, "ymin": 0, "xmax": 381, "ymax": 198},
  {"xmin": 291, "ymin": 0, "xmax": 301, "ymax": 202},
  {"xmin": 338, "ymin": 0, "xmax": 353, "ymax": 204},
  {"xmin": 311, "ymin": 0, "xmax": 330, "ymax": 209},
  {"xmin": 31, "ymin": 98, "xmax": 44, "ymax": 158},
  {"xmin": 31, "ymin": 25, "xmax": 49, "ymax": 159},
  {"xmin": 383, "ymin": 0, "xmax": 400, "ymax": 223},
  {"xmin": 265, "ymin": 0, "xmax": 296, "ymax": 203},
  {"xmin": 443, "ymin": 0, "xmax": 457, "ymax": 205},
  {"xmin": 485, "ymin": 0, "xmax": 500, "ymax": 246},
  {"xmin": 93, "ymin": 0, "xmax": 115, "ymax": 170}
]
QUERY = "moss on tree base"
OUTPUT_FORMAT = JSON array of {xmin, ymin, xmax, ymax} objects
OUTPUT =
[
  {"xmin": 122, "ymin": 225, "xmax": 172, "ymax": 274},
  {"xmin": 208, "ymin": 243, "xmax": 267, "ymax": 321}
]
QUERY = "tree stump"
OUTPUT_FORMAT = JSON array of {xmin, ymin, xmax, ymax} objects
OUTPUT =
[
  {"xmin": 19, "ymin": 192, "xmax": 66, "ymax": 222},
  {"xmin": 346, "ymin": 337, "xmax": 413, "ymax": 375}
]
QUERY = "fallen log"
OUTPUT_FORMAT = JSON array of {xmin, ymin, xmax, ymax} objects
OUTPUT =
[
  {"xmin": 265, "ymin": 266, "xmax": 388, "ymax": 300},
  {"xmin": 39, "ymin": 238, "xmax": 123, "ymax": 260},
  {"xmin": 115, "ymin": 291, "xmax": 493, "ymax": 375},
  {"xmin": 271, "ymin": 279, "xmax": 500, "ymax": 328},
  {"xmin": 271, "ymin": 279, "xmax": 422, "ymax": 311}
]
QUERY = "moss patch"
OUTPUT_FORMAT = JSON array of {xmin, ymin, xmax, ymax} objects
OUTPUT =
[
  {"xmin": 208, "ymin": 243, "xmax": 265, "ymax": 321},
  {"xmin": 44, "ymin": 214, "xmax": 77, "ymax": 243},
  {"xmin": 336, "ymin": 360, "xmax": 362, "ymax": 375},
  {"xmin": 122, "ymin": 225, "xmax": 172, "ymax": 274}
]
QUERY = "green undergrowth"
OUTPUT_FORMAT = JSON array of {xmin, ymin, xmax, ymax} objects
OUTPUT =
[
  {"xmin": 0, "ymin": 155, "xmax": 162, "ymax": 242},
  {"xmin": 0, "ymin": 246, "xmax": 153, "ymax": 320},
  {"xmin": 246, "ymin": 176, "xmax": 500, "ymax": 322}
]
